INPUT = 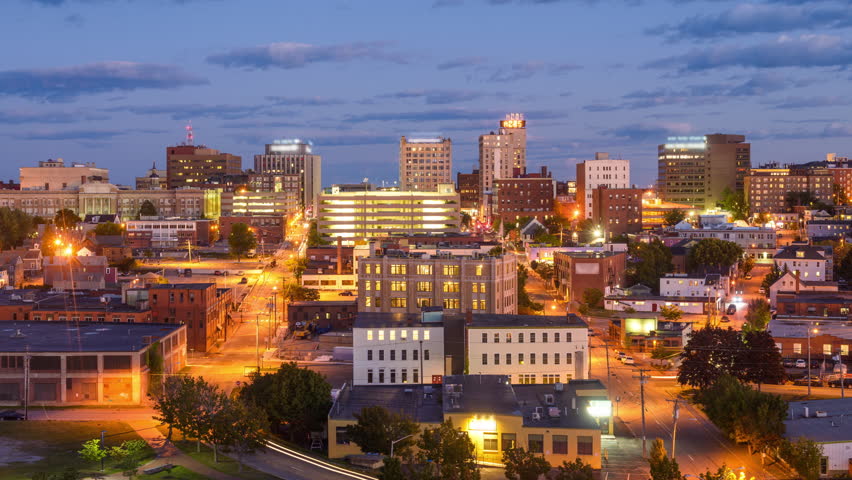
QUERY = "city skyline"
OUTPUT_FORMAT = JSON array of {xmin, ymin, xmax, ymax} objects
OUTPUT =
[{"xmin": 2, "ymin": 0, "xmax": 851, "ymax": 188}]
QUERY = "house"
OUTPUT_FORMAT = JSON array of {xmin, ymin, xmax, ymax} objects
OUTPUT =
[
  {"xmin": 608, "ymin": 313, "xmax": 692, "ymax": 351},
  {"xmin": 22, "ymin": 248, "xmax": 43, "ymax": 276},
  {"xmin": 94, "ymin": 235, "xmax": 132, "ymax": 263},
  {"xmin": 659, "ymin": 273, "xmax": 730, "ymax": 300},
  {"xmin": 519, "ymin": 218, "xmax": 547, "ymax": 243},
  {"xmin": 554, "ymin": 251, "xmax": 627, "ymax": 305},
  {"xmin": 768, "ymin": 271, "xmax": 837, "ymax": 308},
  {"xmin": 0, "ymin": 252, "xmax": 25, "ymax": 288},
  {"xmin": 42, "ymin": 256, "xmax": 116, "ymax": 291},
  {"xmin": 773, "ymin": 244, "xmax": 832, "ymax": 281}
]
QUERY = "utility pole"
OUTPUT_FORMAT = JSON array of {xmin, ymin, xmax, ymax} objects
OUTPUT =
[
  {"xmin": 100, "ymin": 430, "xmax": 106, "ymax": 471},
  {"xmin": 666, "ymin": 397, "xmax": 680, "ymax": 459},
  {"xmin": 635, "ymin": 368, "xmax": 649, "ymax": 457},
  {"xmin": 23, "ymin": 349, "xmax": 30, "ymax": 421},
  {"xmin": 255, "ymin": 313, "xmax": 260, "ymax": 372}
]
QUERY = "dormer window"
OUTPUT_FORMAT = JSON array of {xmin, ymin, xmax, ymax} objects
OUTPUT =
[{"xmin": 796, "ymin": 251, "xmax": 805, "ymax": 258}]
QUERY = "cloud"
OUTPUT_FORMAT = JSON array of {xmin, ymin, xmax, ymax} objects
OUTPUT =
[
  {"xmin": 18, "ymin": 129, "xmax": 125, "ymax": 141},
  {"xmin": 0, "ymin": 62, "xmax": 207, "ymax": 102},
  {"xmin": 647, "ymin": 34, "xmax": 852, "ymax": 71},
  {"xmin": 648, "ymin": 4, "xmax": 852, "ymax": 41},
  {"xmin": 488, "ymin": 61, "xmax": 581, "ymax": 82},
  {"xmin": 107, "ymin": 103, "xmax": 274, "ymax": 120},
  {"xmin": 602, "ymin": 122, "xmax": 694, "ymax": 141},
  {"xmin": 313, "ymin": 135, "xmax": 398, "ymax": 147},
  {"xmin": 0, "ymin": 110, "xmax": 108, "ymax": 124},
  {"xmin": 207, "ymin": 41, "xmax": 407, "ymax": 70},
  {"xmin": 771, "ymin": 96, "xmax": 852, "ymax": 109},
  {"xmin": 265, "ymin": 96, "xmax": 345, "ymax": 106},
  {"xmin": 436, "ymin": 56, "xmax": 488, "ymax": 70},
  {"xmin": 373, "ymin": 89, "xmax": 483, "ymax": 105},
  {"xmin": 345, "ymin": 108, "xmax": 499, "ymax": 123}
]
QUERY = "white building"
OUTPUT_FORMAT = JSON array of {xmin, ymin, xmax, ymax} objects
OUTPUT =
[
  {"xmin": 768, "ymin": 271, "xmax": 838, "ymax": 308},
  {"xmin": 253, "ymin": 140, "xmax": 322, "ymax": 211},
  {"xmin": 784, "ymin": 399, "xmax": 852, "ymax": 477},
  {"xmin": 479, "ymin": 114, "xmax": 527, "ymax": 213},
  {"xmin": 672, "ymin": 221, "xmax": 776, "ymax": 261},
  {"xmin": 604, "ymin": 284, "xmax": 720, "ymax": 315},
  {"xmin": 467, "ymin": 314, "xmax": 589, "ymax": 385},
  {"xmin": 352, "ymin": 310, "xmax": 448, "ymax": 386},
  {"xmin": 576, "ymin": 153, "xmax": 630, "ymax": 219},
  {"xmin": 399, "ymin": 136, "xmax": 452, "ymax": 192},
  {"xmin": 773, "ymin": 244, "xmax": 832, "ymax": 281},
  {"xmin": 659, "ymin": 273, "xmax": 729, "ymax": 299}
]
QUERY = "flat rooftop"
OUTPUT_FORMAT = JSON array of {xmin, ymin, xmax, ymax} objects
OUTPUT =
[
  {"xmin": 0, "ymin": 322, "xmax": 183, "ymax": 353},
  {"xmin": 150, "ymin": 283, "xmax": 215, "ymax": 290},
  {"xmin": 468, "ymin": 313, "xmax": 587, "ymax": 328},
  {"xmin": 785, "ymin": 398, "xmax": 852, "ymax": 443},
  {"xmin": 330, "ymin": 384, "xmax": 443, "ymax": 424},
  {"xmin": 354, "ymin": 312, "xmax": 447, "ymax": 328}
]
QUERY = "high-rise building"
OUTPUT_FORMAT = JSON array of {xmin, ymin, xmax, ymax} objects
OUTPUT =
[
  {"xmin": 745, "ymin": 165, "xmax": 833, "ymax": 214},
  {"xmin": 166, "ymin": 145, "xmax": 242, "ymax": 189},
  {"xmin": 478, "ymin": 114, "xmax": 527, "ymax": 215},
  {"xmin": 253, "ymin": 139, "xmax": 322, "ymax": 211},
  {"xmin": 657, "ymin": 134, "xmax": 751, "ymax": 211},
  {"xmin": 456, "ymin": 170, "xmax": 480, "ymax": 214},
  {"xmin": 399, "ymin": 135, "xmax": 452, "ymax": 191},
  {"xmin": 575, "ymin": 153, "xmax": 630, "ymax": 219},
  {"xmin": 491, "ymin": 166, "xmax": 556, "ymax": 223},
  {"xmin": 591, "ymin": 186, "xmax": 643, "ymax": 237}
]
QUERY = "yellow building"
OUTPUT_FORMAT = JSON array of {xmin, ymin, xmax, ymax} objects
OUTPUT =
[
  {"xmin": 641, "ymin": 194, "xmax": 696, "ymax": 230},
  {"xmin": 328, "ymin": 375, "xmax": 610, "ymax": 468}
]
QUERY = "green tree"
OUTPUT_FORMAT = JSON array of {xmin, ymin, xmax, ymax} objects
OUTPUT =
[
  {"xmin": 109, "ymin": 439, "xmax": 148, "ymax": 478},
  {"xmin": 307, "ymin": 221, "xmax": 330, "ymax": 247},
  {"xmin": 738, "ymin": 256, "xmax": 756, "ymax": 277},
  {"xmin": 534, "ymin": 262, "xmax": 555, "ymax": 283},
  {"xmin": 517, "ymin": 265, "xmax": 544, "ymax": 313},
  {"xmin": 488, "ymin": 246, "xmax": 505, "ymax": 256},
  {"xmin": 460, "ymin": 212, "xmax": 472, "ymax": 229},
  {"xmin": 228, "ymin": 223, "xmax": 257, "ymax": 261},
  {"xmin": 582, "ymin": 288, "xmax": 603, "ymax": 308},
  {"xmin": 744, "ymin": 298, "xmax": 771, "ymax": 332},
  {"xmin": 379, "ymin": 457, "xmax": 407, "ymax": 480},
  {"xmin": 718, "ymin": 187, "xmax": 749, "ymax": 221},
  {"xmin": 626, "ymin": 240, "xmax": 673, "ymax": 294},
  {"xmin": 678, "ymin": 327, "xmax": 741, "ymax": 389},
  {"xmin": 240, "ymin": 362, "xmax": 332, "ymax": 443},
  {"xmin": 648, "ymin": 438, "xmax": 682, "ymax": 480},
  {"xmin": 780, "ymin": 437, "xmax": 823, "ymax": 480},
  {"xmin": 54, "ymin": 208, "xmax": 80, "ymax": 229},
  {"xmin": 78, "ymin": 439, "xmax": 108, "ymax": 470},
  {"xmin": 416, "ymin": 418, "xmax": 480, "ymax": 480},
  {"xmin": 660, "ymin": 305, "xmax": 683, "ymax": 321},
  {"xmin": 139, "ymin": 200, "xmax": 158, "ymax": 217},
  {"xmin": 698, "ymin": 466, "xmax": 738, "ymax": 480},
  {"xmin": 761, "ymin": 263, "xmax": 785, "ymax": 291},
  {"xmin": 346, "ymin": 406, "xmax": 420, "ymax": 457},
  {"xmin": 214, "ymin": 398, "xmax": 269, "ymax": 472},
  {"xmin": 286, "ymin": 255, "xmax": 309, "ymax": 282},
  {"xmin": 663, "ymin": 209, "xmax": 687, "ymax": 227},
  {"xmin": 94, "ymin": 222, "xmax": 124, "ymax": 236},
  {"xmin": 113, "ymin": 257, "xmax": 138, "ymax": 274},
  {"xmin": 687, "ymin": 238, "xmax": 744, "ymax": 271},
  {"xmin": 146, "ymin": 341, "xmax": 164, "ymax": 397},
  {"xmin": 553, "ymin": 458, "xmax": 594, "ymax": 480},
  {"xmin": 740, "ymin": 330, "xmax": 785, "ymax": 389},
  {"xmin": 651, "ymin": 342, "xmax": 671, "ymax": 362},
  {"xmin": 281, "ymin": 282, "xmax": 320, "ymax": 302},
  {"xmin": 0, "ymin": 207, "xmax": 35, "ymax": 250},
  {"xmin": 502, "ymin": 447, "xmax": 551, "ymax": 480}
]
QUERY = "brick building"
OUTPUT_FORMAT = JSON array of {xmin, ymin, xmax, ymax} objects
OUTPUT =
[
  {"xmin": 219, "ymin": 216, "xmax": 286, "ymax": 246},
  {"xmin": 768, "ymin": 318, "xmax": 851, "ymax": 360},
  {"xmin": 148, "ymin": 284, "xmax": 234, "ymax": 353},
  {"xmin": 554, "ymin": 251, "xmax": 627, "ymax": 305},
  {"xmin": 287, "ymin": 300, "xmax": 358, "ymax": 331},
  {"xmin": 745, "ymin": 165, "xmax": 833, "ymax": 213},
  {"xmin": 491, "ymin": 167, "xmax": 556, "ymax": 223},
  {"xmin": 457, "ymin": 170, "xmax": 480, "ymax": 214},
  {"xmin": 166, "ymin": 145, "xmax": 242, "ymax": 189},
  {"xmin": 591, "ymin": 186, "xmax": 643, "ymax": 238}
]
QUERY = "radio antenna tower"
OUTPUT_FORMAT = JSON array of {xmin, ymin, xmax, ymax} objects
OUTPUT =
[{"xmin": 185, "ymin": 121, "xmax": 194, "ymax": 145}]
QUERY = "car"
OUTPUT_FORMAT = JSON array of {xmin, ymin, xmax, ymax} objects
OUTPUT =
[
  {"xmin": 795, "ymin": 359, "xmax": 807, "ymax": 368},
  {"xmin": 213, "ymin": 270, "xmax": 223, "ymax": 276},
  {"xmin": 339, "ymin": 291, "xmax": 354, "ymax": 296},
  {"xmin": 744, "ymin": 274, "xmax": 752, "ymax": 280},
  {"xmin": 616, "ymin": 352, "xmax": 627, "ymax": 360},
  {"xmin": 239, "ymin": 277, "xmax": 248, "ymax": 284},
  {"xmin": 236, "ymin": 271, "xmax": 245, "ymax": 276},
  {"xmin": 622, "ymin": 356, "xmax": 635, "ymax": 365},
  {"xmin": 184, "ymin": 268, "xmax": 192, "ymax": 277},
  {"xmin": 783, "ymin": 358, "xmax": 796, "ymax": 368},
  {"xmin": 827, "ymin": 375, "xmax": 852, "ymax": 388},
  {"xmin": 720, "ymin": 316, "xmax": 730, "ymax": 323},
  {"xmin": 0, "ymin": 410, "xmax": 24, "ymax": 421},
  {"xmin": 794, "ymin": 376, "xmax": 823, "ymax": 387},
  {"xmin": 758, "ymin": 287, "xmax": 766, "ymax": 295},
  {"xmin": 726, "ymin": 304, "xmax": 737, "ymax": 315}
]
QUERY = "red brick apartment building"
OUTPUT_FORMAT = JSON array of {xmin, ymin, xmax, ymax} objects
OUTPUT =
[
  {"xmin": 148, "ymin": 283, "xmax": 234, "ymax": 353},
  {"xmin": 554, "ymin": 251, "xmax": 627, "ymax": 305},
  {"xmin": 591, "ymin": 186, "xmax": 643, "ymax": 237},
  {"xmin": 491, "ymin": 167, "xmax": 556, "ymax": 223}
]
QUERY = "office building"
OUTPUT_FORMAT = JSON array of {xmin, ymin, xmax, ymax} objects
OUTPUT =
[
  {"xmin": 166, "ymin": 145, "xmax": 242, "ymax": 189},
  {"xmin": 745, "ymin": 165, "xmax": 833, "ymax": 214},
  {"xmin": 357, "ymin": 251, "xmax": 517, "ymax": 315},
  {"xmin": 315, "ymin": 184, "xmax": 460, "ymax": 244},
  {"xmin": 20, "ymin": 158, "xmax": 109, "ymax": 191},
  {"xmin": 399, "ymin": 135, "xmax": 452, "ymax": 191},
  {"xmin": 124, "ymin": 219, "xmax": 218, "ymax": 248},
  {"xmin": 657, "ymin": 134, "xmax": 751, "ymax": 210},
  {"xmin": 457, "ymin": 170, "xmax": 480, "ymax": 214},
  {"xmin": 467, "ymin": 314, "xmax": 589, "ymax": 384},
  {"xmin": 0, "ymin": 322, "xmax": 185, "ymax": 406},
  {"xmin": 576, "ymin": 153, "xmax": 630, "ymax": 219},
  {"xmin": 220, "ymin": 190, "xmax": 299, "ymax": 217},
  {"xmin": 254, "ymin": 139, "xmax": 322, "ymax": 211},
  {"xmin": 491, "ymin": 166, "xmax": 556, "ymax": 224},
  {"xmin": 479, "ymin": 114, "xmax": 527, "ymax": 214},
  {"xmin": 591, "ymin": 186, "xmax": 643, "ymax": 237}
]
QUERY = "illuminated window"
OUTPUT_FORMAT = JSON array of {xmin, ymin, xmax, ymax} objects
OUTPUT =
[
  {"xmin": 365, "ymin": 297, "xmax": 372, "ymax": 307},
  {"xmin": 424, "ymin": 330, "xmax": 430, "ymax": 341},
  {"xmin": 443, "ymin": 282, "xmax": 460, "ymax": 293},
  {"xmin": 391, "ymin": 297, "xmax": 407, "ymax": 308},
  {"xmin": 483, "ymin": 433, "xmax": 498, "ymax": 451},
  {"xmin": 390, "ymin": 264, "xmax": 407, "ymax": 275},
  {"xmin": 443, "ymin": 265, "xmax": 460, "ymax": 276},
  {"xmin": 417, "ymin": 265, "xmax": 432, "ymax": 275},
  {"xmin": 378, "ymin": 330, "xmax": 385, "ymax": 341},
  {"xmin": 365, "ymin": 281, "xmax": 371, "ymax": 291},
  {"xmin": 443, "ymin": 298, "xmax": 460, "ymax": 309},
  {"xmin": 374, "ymin": 281, "xmax": 381, "ymax": 291},
  {"xmin": 391, "ymin": 281, "xmax": 407, "ymax": 292},
  {"xmin": 417, "ymin": 281, "xmax": 433, "ymax": 292},
  {"xmin": 365, "ymin": 264, "xmax": 372, "ymax": 274},
  {"xmin": 413, "ymin": 331, "xmax": 419, "ymax": 341},
  {"xmin": 367, "ymin": 330, "xmax": 373, "ymax": 340},
  {"xmin": 417, "ymin": 298, "xmax": 432, "ymax": 307},
  {"xmin": 475, "ymin": 265, "xmax": 483, "ymax": 276},
  {"xmin": 389, "ymin": 330, "xmax": 396, "ymax": 341}
]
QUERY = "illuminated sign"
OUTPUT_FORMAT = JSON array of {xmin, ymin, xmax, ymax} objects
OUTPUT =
[
  {"xmin": 468, "ymin": 417, "xmax": 497, "ymax": 431},
  {"xmin": 501, "ymin": 120, "xmax": 526, "ymax": 129},
  {"xmin": 587, "ymin": 400, "xmax": 612, "ymax": 418}
]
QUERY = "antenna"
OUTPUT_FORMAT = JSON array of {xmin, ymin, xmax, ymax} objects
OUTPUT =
[{"xmin": 185, "ymin": 121, "xmax": 194, "ymax": 145}]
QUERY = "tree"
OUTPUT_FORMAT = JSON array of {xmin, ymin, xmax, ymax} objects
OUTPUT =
[
  {"xmin": 687, "ymin": 238, "xmax": 743, "ymax": 272},
  {"xmin": 663, "ymin": 209, "xmax": 687, "ymax": 227},
  {"xmin": 553, "ymin": 458, "xmax": 594, "ymax": 480},
  {"xmin": 281, "ymin": 282, "xmax": 320, "ymax": 302},
  {"xmin": 698, "ymin": 466, "xmax": 738, "ymax": 480},
  {"xmin": 286, "ymin": 255, "xmax": 309, "ymax": 282},
  {"xmin": 744, "ymin": 298, "xmax": 771, "ymax": 332},
  {"xmin": 307, "ymin": 221, "xmax": 330, "ymax": 247},
  {"xmin": 517, "ymin": 265, "xmax": 544, "ymax": 313},
  {"xmin": 738, "ymin": 256, "xmax": 755, "ymax": 277},
  {"xmin": 146, "ymin": 341, "xmax": 164, "ymax": 397},
  {"xmin": 582, "ymin": 288, "xmax": 603, "ymax": 309},
  {"xmin": 627, "ymin": 240, "xmax": 673, "ymax": 294},
  {"xmin": 534, "ymin": 262, "xmax": 555, "ymax": 284},
  {"xmin": 718, "ymin": 187, "xmax": 749, "ymax": 221},
  {"xmin": 78, "ymin": 439, "xmax": 108, "ymax": 470},
  {"xmin": 151, "ymin": 376, "xmax": 195, "ymax": 443},
  {"xmin": 379, "ymin": 457, "xmax": 407, "ymax": 480},
  {"xmin": 54, "ymin": 208, "xmax": 80, "ymax": 229},
  {"xmin": 761, "ymin": 263, "xmax": 785, "ymax": 292},
  {"xmin": 780, "ymin": 437, "xmax": 823, "ymax": 480},
  {"xmin": 460, "ymin": 212, "xmax": 472, "ymax": 229},
  {"xmin": 214, "ymin": 398, "xmax": 269, "ymax": 472},
  {"xmin": 651, "ymin": 342, "xmax": 671, "ymax": 363},
  {"xmin": 740, "ymin": 330, "xmax": 785, "ymax": 389},
  {"xmin": 109, "ymin": 439, "xmax": 148, "ymax": 478},
  {"xmin": 240, "ymin": 362, "xmax": 332, "ymax": 442},
  {"xmin": 41, "ymin": 224, "xmax": 59, "ymax": 256},
  {"xmin": 416, "ymin": 418, "xmax": 480, "ymax": 480},
  {"xmin": 346, "ymin": 406, "xmax": 420, "ymax": 457},
  {"xmin": 488, "ymin": 246, "xmax": 504, "ymax": 256},
  {"xmin": 660, "ymin": 305, "xmax": 683, "ymax": 321},
  {"xmin": 138, "ymin": 200, "xmax": 158, "ymax": 217},
  {"xmin": 228, "ymin": 223, "xmax": 257, "ymax": 260},
  {"xmin": 648, "ymin": 438, "xmax": 682, "ymax": 480},
  {"xmin": 502, "ymin": 447, "xmax": 551, "ymax": 480},
  {"xmin": 678, "ymin": 327, "xmax": 741, "ymax": 389},
  {"xmin": 0, "ymin": 207, "xmax": 35, "ymax": 250},
  {"xmin": 32, "ymin": 468, "xmax": 80, "ymax": 480},
  {"xmin": 113, "ymin": 257, "xmax": 138, "ymax": 274},
  {"xmin": 196, "ymin": 380, "xmax": 228, "ymax": 462},
  {"xmin": 94, "ymin": 222, "xmax": 123, "ymax": 236}
]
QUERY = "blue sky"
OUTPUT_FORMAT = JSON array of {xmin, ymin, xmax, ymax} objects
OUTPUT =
[{"xmin": 2, "ymin": 0, "xmax": 851, "ymax": 188}]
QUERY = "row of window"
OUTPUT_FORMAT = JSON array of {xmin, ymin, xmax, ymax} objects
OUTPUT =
[
  {"xmin": 366, "ymin": 368, "xmax": 419, "ymax": 384},
  {"xmin": 364, "ymin": 297, "xmax": 471, "ymax": 310},
  {"xmin": 365, "ymin": 330, "xmax": 432, "ymax": 341},
  {"xmin": 363, "ymin": 264, "xmax": 484, "ymax": 276},
  {"xmin": 481, "ymin": 352, "xmax": 573, "ymax": 366},
  {"xmin": 481, "ymin": 331, "xmax": 573, "ymax": 343},
  {"xmin": 788, "ymin": 343, "xmax": 850, "ymax": 355},
  {"xmin": 366, "ymin": 349, "xmax": 430, "ymax": 361},
  {"xmin": 32, "ymin": 314, "xmax": 142, "ymax": 323}
]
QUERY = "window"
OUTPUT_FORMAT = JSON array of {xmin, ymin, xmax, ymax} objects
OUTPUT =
[
  {"xmin": 530, "ymin": 333, "xmax": 536, "ymax": 343},
  {"xmin": 390, "ymin": 350, "xmax": 396, "ymax": 361},
  {"xmin": 494, "ymin": 353, "xmax": 500, "ymax": 365},
  {"xmin": 493, "ymin": 333, "xmax": 500, "ymax": 343},
  {"xmin": 417, "ymin": 265, "xmax": 432, "ymax": 275},
  {"xmin": 390, "ymin": 369, "xmax": 396, "ymax": 383},
  {"xmin": 555, "ymin": 353, "xmax": 560, "ymax": 365},
  {"xmin": 542, "ymin": 332, "xmax": 548, "ymax": 343},
  {"xmin": 502, "ymin": 433, "xmax": 516, "ymax": 451},
  {"xmin": 413, "ymin": 350, "xmax": 419, "ymax": 361},
  {"xmin": 374, "ymin": 281, "xmax": 382, "ymax": 290},
  {"xmin": 519, "ymin": 333, "xmax": 524, "ymax": 343},
  {"xmin": 417, "ymin": 298, "xmax": 432, "ymax": 307},
  {"xmin": 402, "ymin": 369, "xmax": 408, "ymax": 383},
  {"xmin": 519, "ymin": 353, "xmax": 525, "ymax": 364},
  {"xmin": 443, "ymin": 282, "xmax": 460, "ymax": 293},
  {"xmin": 820, "ymin": 457, "xmax": 828, "ymax": 475},
  {"xmin": 542, "ymin": 374, "xmax": 560, "ymax": 384},
  {"xmin": 424, "ymin": 350, "xmax": 430, "ymax": 360},
  {"xmin": 475, "ymin": 265, "xmax": 483, "ymax": 276},
  {"xmin": 566, "ymin": 353, "xmax": 572, "ymax": 364},
  {"xmin": 506, "ymin": 333, "xmax": 512, "ymax": 343},
  {"xmin": 391, "ymin": 281, "xmax": 407, "ymax": 291},
  {"xmin": 378, "ymin": 330, "xmax": 385, "ymax": 341},
  {"xmin": 506, "ymin": 353, "xmax": 512, "ymax": 365},
  {"xmin": 367, "ymin": 350, "xmax": 373, "ymax": 361},
  {"xmin": 528, "ymin": 434, "xmax": 544, "ymax": 454},
  {"xmin": 482, "ymin": 333, "xmax": 488, "ymax": 343},
  {"xmin": 555, "ymin": 332, "xmax": 560, "ymax": 343},
  {"xmin": 390, "ymin": 264, "xmax": 407, "ymax": 275},
  {"xmin": 553, "ymin": 435, "xmax": 568, "ymax": 455},
  {"xmin": 543, "ymin": 353, "xmax": 548, "ymax": 365},
  {"xmin": 443, "ymin": 265, "xmax": 460, "ymax": 276},
  {"xmin": 417, "ymin": 281, "xmax": 433, "ymax": 292},
  {"xmin": 378, "ymin": 369, "xmax": 385, "ymax": 383},
  {"xmin": 843, "ymin": 345, "xmax": 849, "ymax": 355},
  {"xmin": 365, "ymin": 297, "xmax": 372, "ymax": 307},
  {"xmin": 793, "ymin": 343, "xmax": 802, "ymax": 354},
  {"xmin": 365, "ymin": 264, "xmax": 372, "ymax": 274},
  {"xmin": 565, "ymin": 332, "xmax": 572, "ymax": 342},
  {"xmin": 413, "ymin": 369, "xmax": 419, "ymax": 383},
  {"xmin": 473, "ymin": 299, "xmax": 487, "ymax": 310},
  {"xmin": 443, "ymin": 298, "xmax": 460, "ymax": 309},
  {"xmin": 423, "ymin": 330, "xmax": 431, "ymax": 341},
  {"xmin": 379, "ymin": 350, "xmax": 385, "ymax": 361},
  {"xmin": 823, "ymin": 344, "xmax": 832, "ymax": 355},
  {"xmin": 401, "ymin": 330, "xmax": 408, "ymax": 340},
  {"xmin": 483, "ymin": 432, "xmax": 498, "ymax": 451},
  {"xmin": 390, "ymin": 331, "xmax": 396, "ymax": 341},
  {"xmin": 482, "ymin": 353, "xmax": 488, "ymax": 365},
  {"xmin": 530, "ymin": 353, "xmax": 536, "ymax": 365},
  {"xmin": 336, "ymin": 426, "xmax": 351, "ymax": 445},
  {"xmin": 577, "ymin": 436, "xmax": 593, "ymax": 455},
  {"xmin": 391, "ymin": 297, "xmax": 407, "ymax": 308}
]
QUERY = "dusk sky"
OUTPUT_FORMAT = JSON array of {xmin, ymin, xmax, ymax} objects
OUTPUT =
[{"xmin": 2, "ymin": 0, "xmax": 851, "ymax": 188}]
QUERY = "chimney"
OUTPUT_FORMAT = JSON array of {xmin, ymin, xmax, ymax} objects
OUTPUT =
[
  {"xmin": 795, "ymin": 270, "xmax": 801, "ymax": 294},
  {"xmin": 336, "ymin": 238, "xmax": 343, "ymax": 275},
  {"xmin": 369, "ymin": 241, "xmax": 377, "ymax": 257},
  {"xmin": 465, "ymin": 309, "xmax": 473, "ymax": 325}
]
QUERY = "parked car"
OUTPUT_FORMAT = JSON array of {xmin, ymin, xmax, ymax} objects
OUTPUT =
[
  {"xmin": 783, "ymin": 358, "xmax": 796, "ymax": 368},
  {"xmin": 239, "ymin": 277, "xmax": 248, "ymax": 284},
  {"xmin": 720, "ymin": 316, "xmax": 730, "ymax": 323},
  {"xmin": 622, "ymin": 356, "xmax": 635, "ymax": 365},
  {"xmin": 795, "ymin": 359, "xmax": 807, "ymax": 368},
  {"xmin": 0, "ymin": 410, "xmax": 24, "ymax": 421},
  {"xmin": 213, "ymin": 270, "xmax": 223, "ymax": 276},
  {"xmin": 616, "ymin": 352, "xmax": 627, "ymax": 361},
  {"xmin": 726, "ymin": 304, "xmax": 737, "ymax": 315},
  {"xmin": 793, "ymin": 376, "xmax": 823, "ymax": 387},
  {"xmin": 827, "ymin": 375, "xmax": 852, "ymax": 388},
  {"xmin": 744, "ymin": 274, "xmax": 752, "ymax": 280},
  {"xmin": 340, "ymin": 291, "xmax": 354, "ymax": 296},
  {"xmin": 236, "ymin": 271, "xmax": 245, "ymax": 276}
]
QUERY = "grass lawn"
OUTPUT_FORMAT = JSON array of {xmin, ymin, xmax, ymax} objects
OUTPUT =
[
  {"xmin": 158, "ymin": 427, "xmax": 277, "ymax": 480},
  {"xmin": 0, "ymin": 420, "xmax": 153, "ymax": 480},
  {"xmin": 144, "ymin": 465, "xmax": 210, "ymax": 480}
]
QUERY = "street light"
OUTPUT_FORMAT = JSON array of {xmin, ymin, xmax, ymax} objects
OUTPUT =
[{"xmin": 390, "ymin": 434, "xmax": 414, "ymax": 458}]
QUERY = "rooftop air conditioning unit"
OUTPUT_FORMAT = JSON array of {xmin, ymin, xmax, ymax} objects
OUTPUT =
[
  {"xmin": 531, "ymin": 412, "xmax": 541, "ymax": 421},
  {"xmin": 545, "ymin": 394, "xmax": 555, "ymax": 405},
  {"xmin": 815, "ymin": 411, "xmax": 828, "ymax": 418},
  {"xmin": 554, "ymin": 382, "xmax": 564, "ymax": 392}
]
